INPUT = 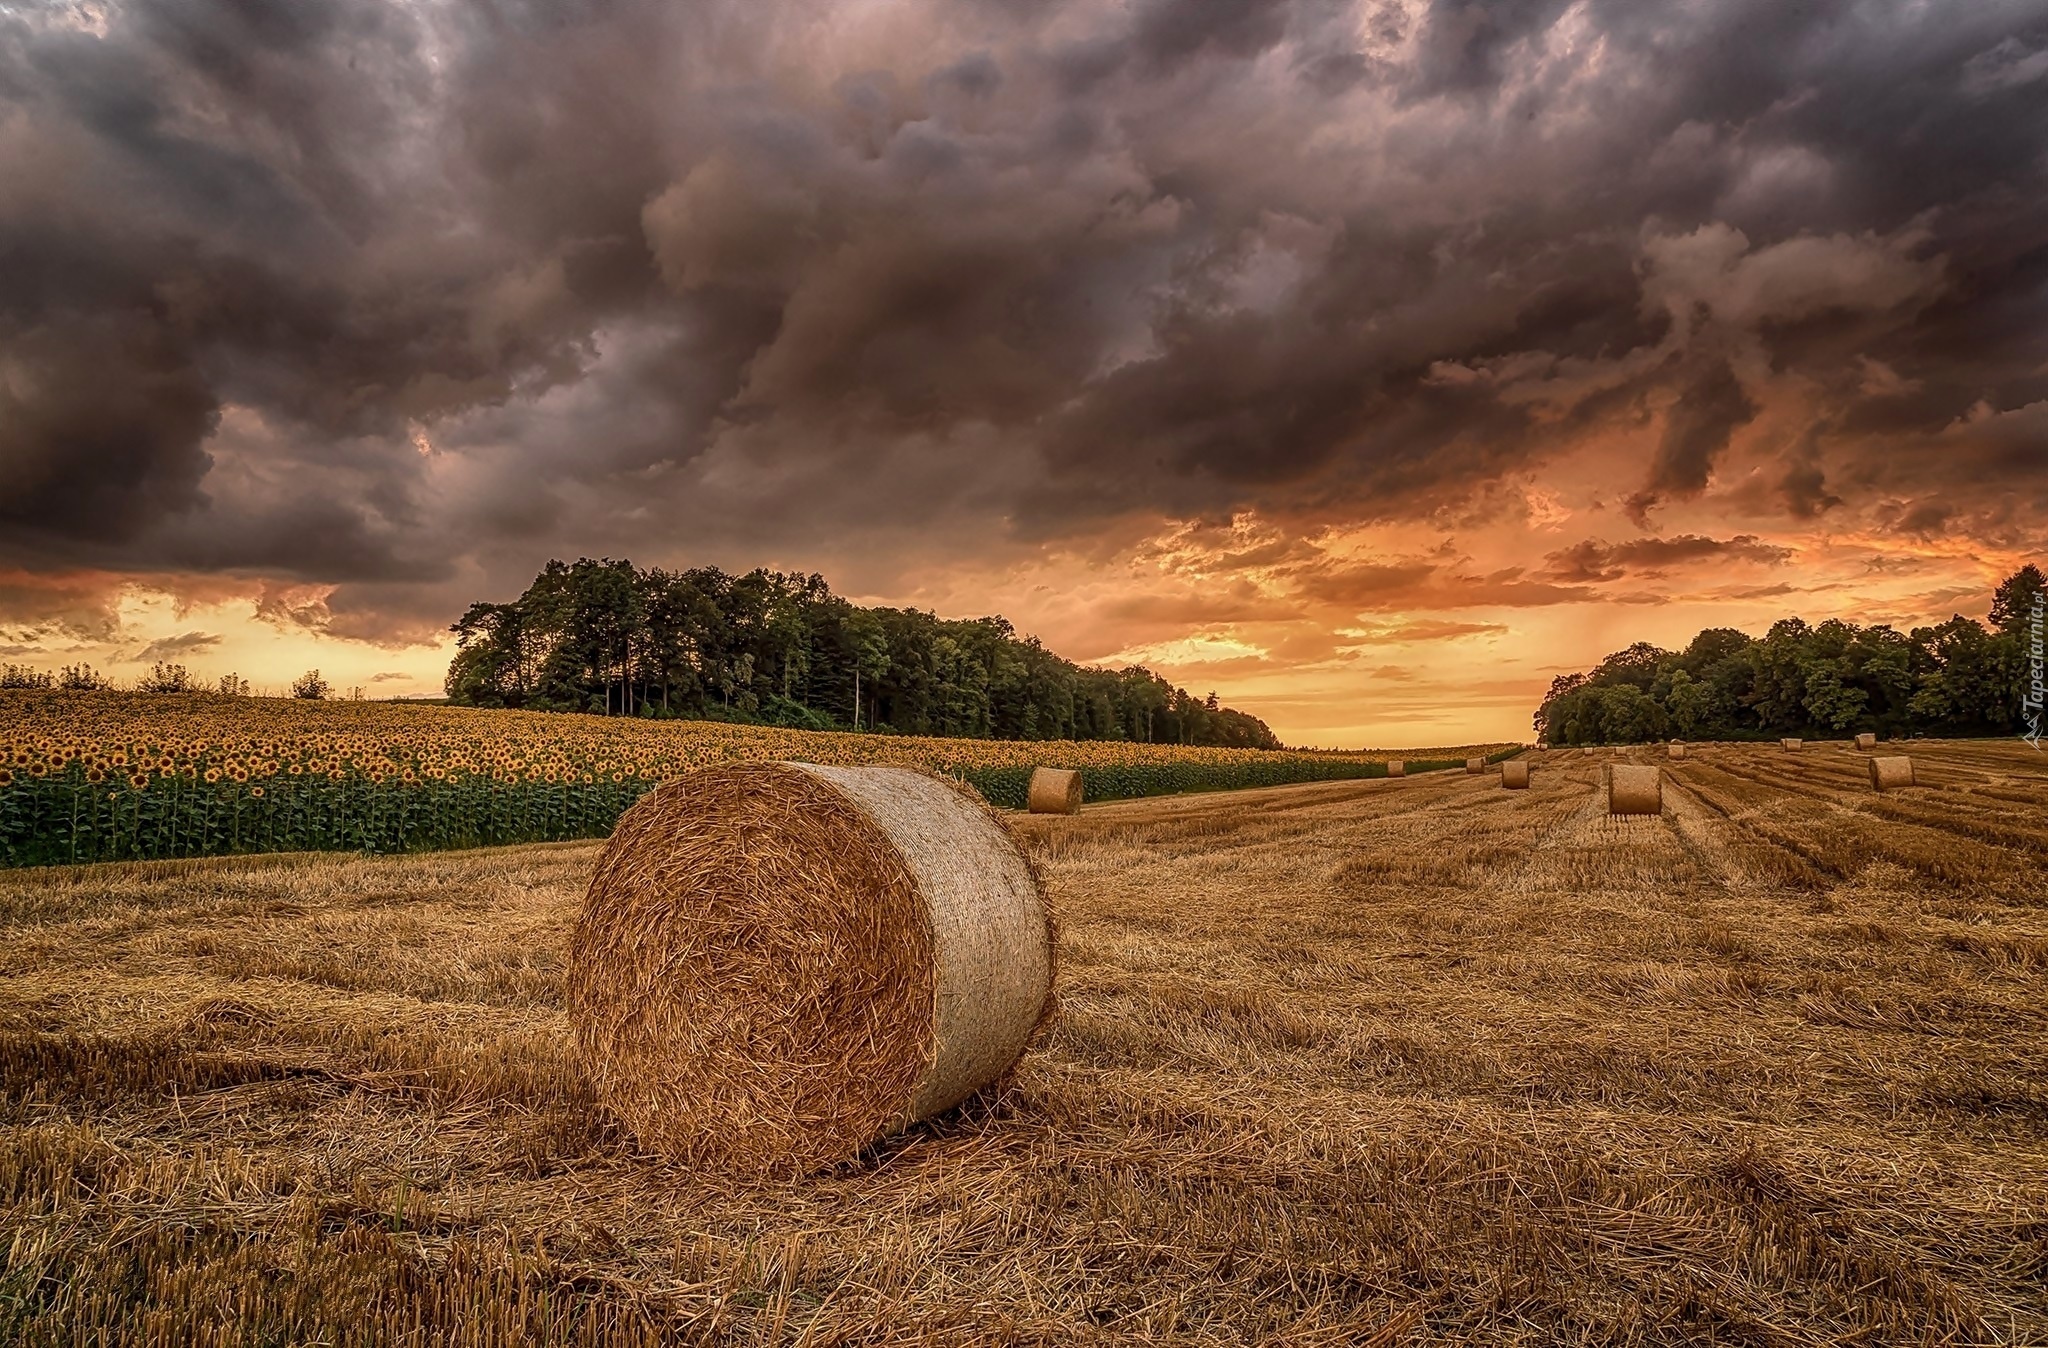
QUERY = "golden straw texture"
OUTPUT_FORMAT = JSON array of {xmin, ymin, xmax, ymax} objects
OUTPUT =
[
  {"xmin": 1026, "ymin": 767, "xmax": 1084, "ymax": 815},
  {"xmin": 1608, "ymin": 765, "xmax": 1663, "ymax": 816},
  {"xmin": 568, "ymin": 761, "xmax": 1052, "ymax": 1176},
  {"xmin": 1869, "ymin": 756, "xmax": 1916, "ymax": 791},
  {"xmin": 1668, "ymin": 744, "xmax": 1688, "ymax": 760},
  {"xmin": 1466, "ymin": 757, "xmax": 1484, "ymax": 774},
  {"xmin": 1856, "ymin": 732, "xmax": 1878, "ymax": 751},
  {"xmin": 1501, "ymin": 760, "xmax": 1530, "ymax": 789},
  {"xmin": 1387, "ymin": 760, "xmax": 1405, "ymax": 777},
  {"xmin": 1781, "ymin": 738, "xmax": 1803, "ymax": 751}
]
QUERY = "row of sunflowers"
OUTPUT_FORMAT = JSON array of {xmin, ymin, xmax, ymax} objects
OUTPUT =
[{"xmin": 0, "ymin": 692, "xmax": 1512, "ymax": 867}]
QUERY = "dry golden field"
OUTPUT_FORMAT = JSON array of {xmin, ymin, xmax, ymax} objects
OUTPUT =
[{"xmin": 4, "ymin": 740, "xmax": 2046, "ymax": 1345}]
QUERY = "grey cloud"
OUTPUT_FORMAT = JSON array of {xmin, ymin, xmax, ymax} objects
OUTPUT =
[
  {"xmin": 1545, "ymin": 534, "xmax": 1795, "ymax": 584},
  {"xmin": 134, "ymin": 630, "xmax": 221, "ymax": 661},
  {"xmin": 1625, "ymin": 360, "xmax": 1758, "ymax": 525}
]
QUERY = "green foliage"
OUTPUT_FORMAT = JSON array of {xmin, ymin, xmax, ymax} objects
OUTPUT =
[
  {"xmin": 0, "ymin": 665, "xmax": 52, "ymax": 690},
  {"xmin": 0, "ymin": 765, "xmax": 658, "ymax": 868},
  {"xmin": 1989, "ymin": 563, "xmax": 2046, "ymax": 635},
  {"xmin": 137, "ymin": 662, "xmax": 193, "ymax": 694},
  {"xmin": 447, "ymin": 558, "xmax": 1285, "ymax": 749},
  {"xmin": 1534, "ymin": 567, "xmax": 2037, "ymax": 744}
]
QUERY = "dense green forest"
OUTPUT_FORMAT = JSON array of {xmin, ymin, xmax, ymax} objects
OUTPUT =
[
  {"xmin": 446, "ymin": 559, "xmax": 1282, "ymax": 747},
  {"xmin": 1535, "ymin": 565, "xmax": 2044, "ymax": 745}
]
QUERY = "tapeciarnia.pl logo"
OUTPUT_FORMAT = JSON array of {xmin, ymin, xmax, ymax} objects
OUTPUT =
[{"xmin": 2025, "ymin": 591, "xmax": 2045, "ymax": 750}]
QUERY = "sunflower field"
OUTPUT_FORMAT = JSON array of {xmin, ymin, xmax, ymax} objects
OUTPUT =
[{"xmin": 0, "ymin": 692, "xmax": 1514, "ymax": 867}]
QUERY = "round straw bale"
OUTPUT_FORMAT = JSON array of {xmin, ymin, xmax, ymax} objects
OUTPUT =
[
  {"xmin": 1501, "ymin": 759, "xmax": 1530, "ymax": 789},
  {"xmin": 1667, "ymin": 743, "xmax": 1687, "ymax": 760},
  {"xmin": 1025, "ymin": 766, "xmax": 1083, "ymax": 815},
  {"xmin": 1582, "ymin": 746, "xmax": 1597, "ymax": 756},
  {"xmin": 569, "ymin": 761, "xmax": 1054, "ymax": 1176},
  {"xmin": 1386, "ymin": 760, "xmax": 1405, "ymax": 777},
  {"xmin": 1868, "ymin": 755, "xmax": 1915, "ymax": 791},
  {"xmin": 1608, "ymin": 764, "xmax": 1662, "ymax": 816},
  {"xmin": 1855, "ymin": 732, "xmax": 1877, "ymax": 751},
  {"xmin": 1780, "ymin": 738, "xmax": 1803, "ymax": 751},
  {"xmin": 1466, "ymin": 756, "xmax": 1484, "ymax": 774}
]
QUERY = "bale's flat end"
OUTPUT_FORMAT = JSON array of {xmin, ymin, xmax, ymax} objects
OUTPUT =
[{"xmin": 1609, "ymin": 764, "xmax": 1663, "ymax": 816}]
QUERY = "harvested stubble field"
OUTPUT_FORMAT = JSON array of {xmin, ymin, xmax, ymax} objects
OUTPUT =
[{"xmin": 4, "ymin": 740, "xmax": 2046, "ymax": 1345}]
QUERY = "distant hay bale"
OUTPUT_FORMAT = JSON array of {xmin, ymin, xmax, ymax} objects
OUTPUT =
[
  {"xmin": 1026, "ymin": 766, "xmax": 1083, "ymax": 815},
  {"xmin": 1466, "ymin": 757, "xmax": 1484, "ymax": 774},
  {"xmin": 1608, "ymin": 764, "xmax": 1663, "ymax": 816},
  {"xmin": 1501, "ymin": 760, "xmax": 1530, "ymax": 789},
  {"xmin": 1386, "ymin": 760, "xmax": 1405, "ymax": 777},
  {"xmin": 1781, "ymin": 738, "xmax": 1803, "ymax": 752},
  {"xmin": 1869, "ymin": 756, "xmax": 1916, "ymax": 791},
  {"xmin": 569, "ymin": 762, "xmax": 1054, "ymax": 1176},
  {"xmin": 1667, "ymin": 743, "xmax": 1687, "ymax": 760},
  {"xmin": 1856, "ymin": 732, "xmax": 1877, "ymax": 751},
  {"xmin": 1582, "ymin": 746, "xmax": 1597, "ymax": 756}
]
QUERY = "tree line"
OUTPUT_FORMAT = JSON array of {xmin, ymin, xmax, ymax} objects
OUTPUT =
[
  {"xmin": 445, "ymin": 558, "xmax": 1283, "ymax": 748},
  {"xmin": 1535, "ymin": 565, "xmax": 2045, "ymax": 745}
]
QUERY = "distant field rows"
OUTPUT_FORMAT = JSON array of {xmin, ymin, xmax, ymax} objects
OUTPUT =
[{"xmin": 0, "ymin": 692, "xmax": 1513, "ymax": 867}]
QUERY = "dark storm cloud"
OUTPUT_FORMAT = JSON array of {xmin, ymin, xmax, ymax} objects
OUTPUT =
[
  {"xmin": 1625, "ymin": 360, "xmax": 1759, "ymax": 525},
  {"xmin": 134, "ymin": 630, "xmax": 220, "ymax": 661},
  {"xmin": 1, "ymin": 0, "xmax": 2044, "ymax": 639},
  {"xmin": 1545, "ymin": 534, "xmax": 1794, "ymax": 584}
]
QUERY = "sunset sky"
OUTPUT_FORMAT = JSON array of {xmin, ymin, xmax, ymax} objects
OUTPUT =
[{"xmin": 3, "ymin": 0, "xmax": 2044, "ymax": 746}]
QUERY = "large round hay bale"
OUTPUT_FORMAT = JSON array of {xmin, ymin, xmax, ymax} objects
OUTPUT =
[
  {"xmin": 1667, "ymin": 743, "xmax": 1687, "ymax": 760},
  {"xmin": 1501, "ymin": 760, "xmax": 1530, "ymax": 789},
  {"xmin": 1855, "ymin": 732, "xmax": 1877, "ymax": 751},
  {"xmin": 1465, "ymin": 756, "xmax": 1484, "ymax": 774},
  {"xmin": 569, "ymin": 762, "xmax": 1054, "ymax": 1176},
  {"xmin": 1386, "ymin": 760, "xmax": 1405, "ymax": 778},
  {"xmin": 1025, "ymin": 766, "xmax": 1083, "ymax": 815},
  {"xmin": 1609, "ymin": 764, "xmax": 1662, "ymax": 815},
  {"xmin": 1869, "ymin": 756, "xmax": 1915, "ymax": 791},
  {"xmin": 1780, "ymin": 738, "xmax": 1803, "ymax": 751}
]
